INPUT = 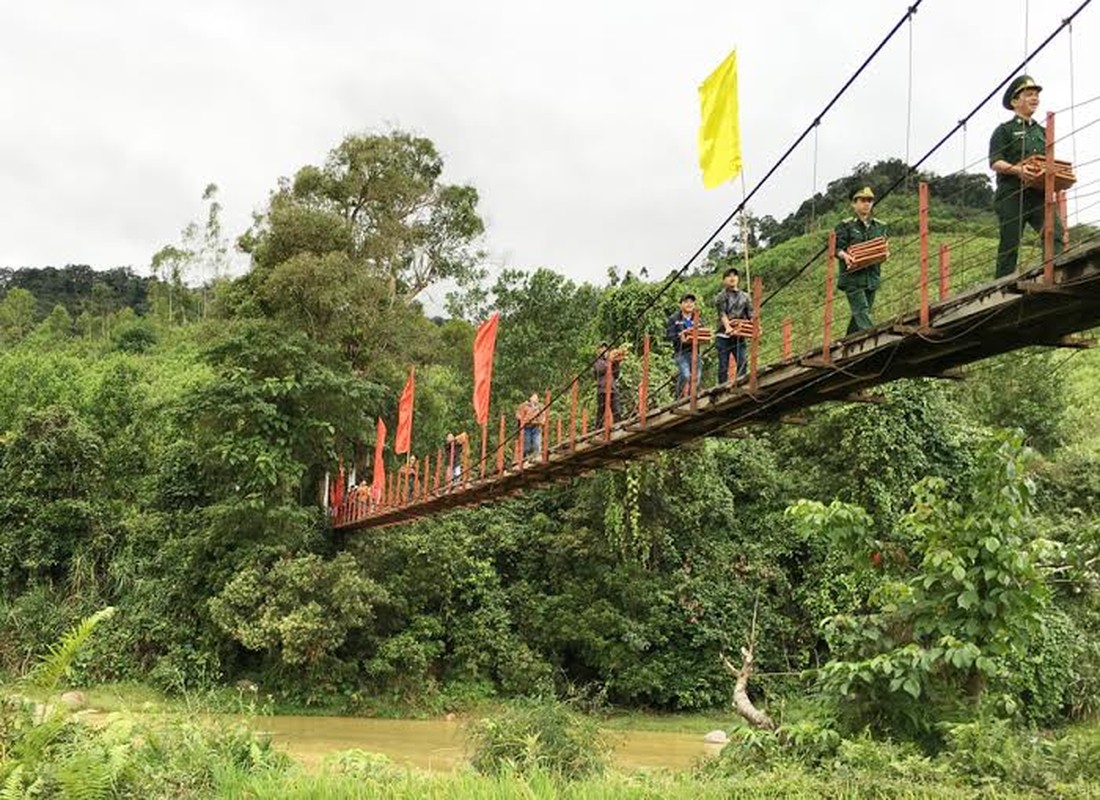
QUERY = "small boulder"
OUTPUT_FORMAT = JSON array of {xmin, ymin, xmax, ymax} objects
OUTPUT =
[
  {"xmin": 703, "ymin": 729, "xmax": 729, "ymax": 744},
  {"xmin": 60, "ymin": 691, "xmax": 87, "ymax": 710}
]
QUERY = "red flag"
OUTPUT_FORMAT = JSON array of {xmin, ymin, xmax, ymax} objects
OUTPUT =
[
  {"xmin": 371, "ymin": 418, "xmax": 386, "ymax": 502},
  {"xmin": 473, "ymin": 313, "xmax": 500, "ymax": 425},
  {"xmin": 331, "ymin": 458, "xmax": 345, "ymax": 507},
  {"xmin": 395, "ymin": 368, "xmax": 415, "ymax": 455}
]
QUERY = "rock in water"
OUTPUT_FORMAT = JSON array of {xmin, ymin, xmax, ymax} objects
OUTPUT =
[{"xmin": 703, "ymin": 729, "xmax": 729, "ymax": 744}]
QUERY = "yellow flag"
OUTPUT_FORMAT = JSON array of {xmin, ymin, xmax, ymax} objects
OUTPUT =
[{"xmin": 698, "ymin": 50, "xmax": 741, "ymax": 189}]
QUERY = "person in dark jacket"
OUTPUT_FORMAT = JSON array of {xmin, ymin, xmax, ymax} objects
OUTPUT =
[
  {"xmin": 989, "ymin": 75, "xmax": 1065, "ymax": 277},
  {"xmin": 835, "ymin": 186, "xmax": 888, "ymax": 333},
  {"xmin": 666, "ymin": 293, "xmax": 700, "ymax": 398},
  {"xmin": 714, "ymin": 268, "xmax": 752, "ymax": 383}
]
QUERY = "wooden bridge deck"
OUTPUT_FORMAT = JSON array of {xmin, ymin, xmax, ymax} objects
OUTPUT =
[{"xmin": 338, "ymin": 241, "xmax": 1100, "ymax": 530}]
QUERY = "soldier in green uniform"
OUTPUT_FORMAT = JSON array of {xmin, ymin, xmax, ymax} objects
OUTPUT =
[
  {"xmin": 835, "ymin": 186, "xmax": 889, "ymax": 334},
  {"xmin": 989, "ymin": 75, "xmax": 1065, "ymax": 278}
]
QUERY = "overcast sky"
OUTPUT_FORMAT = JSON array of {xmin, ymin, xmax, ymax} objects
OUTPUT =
[{"xmin": 2, "ymin": 0, "xmax": 1098, "ymax": 303}]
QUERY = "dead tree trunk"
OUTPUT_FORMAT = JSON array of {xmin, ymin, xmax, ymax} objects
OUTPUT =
[{"xmin": 721, "ymin": 645, "xmax": 777, "ymax": 731}]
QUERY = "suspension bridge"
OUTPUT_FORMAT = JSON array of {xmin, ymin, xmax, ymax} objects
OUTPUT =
[{"xmin": 332, "ymin": 1, "xmax": 1100, "ymax": 531}]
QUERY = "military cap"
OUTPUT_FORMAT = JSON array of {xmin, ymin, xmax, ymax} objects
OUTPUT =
[
  {"xmin": 851, "ymin": 186, "xmax": 875, "ymax": 201},
  {"xmin": 1003, "ymin": 75, "xmax": 1042, "ymax": 110}
]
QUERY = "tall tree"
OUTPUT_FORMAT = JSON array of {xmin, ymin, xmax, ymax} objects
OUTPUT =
[
  {"xmin": 240, "ymin": 131, "xmax": 485, "ymax": 304},
  {"xmin": 0, "ymin": 288, "xmax": 37, "ymax": 344}
]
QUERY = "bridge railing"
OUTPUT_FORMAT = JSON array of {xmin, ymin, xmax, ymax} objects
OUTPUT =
[{"xmin": 333, "ymin": 109, "xmax": 1100, "ymax": 528}]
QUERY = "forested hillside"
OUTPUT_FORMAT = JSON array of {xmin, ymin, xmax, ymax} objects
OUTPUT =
[{"xmin": 1, "ymin": 133, "xmax": 1097, "ymax": 754}]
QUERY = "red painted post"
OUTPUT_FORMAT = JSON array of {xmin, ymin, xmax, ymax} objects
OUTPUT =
[
  {"xmin": 782, "ymin": 317, "xmax": 792, "ymax": 360},
  {"xmin": 823, "ymin": 230, "xmax": 836, "ymax": 364},
  {"xmin": 1044, "ymin": 111, "xmax": 1056, "ymax": 284},
  {"xmin": 497, "ymin": 413, "xmax": 506, "ymax": 476},
  {"xmin": 640, "ymin": 333, "xmax": 650, "ymax": 427},
  {"xmin": 434, "ymin": 448, "xmax": 443, "ymax": 493},
  {"xmin": 569, "ymin": 379, "xmax": 578, "ymax": 450},
  {"xmin": 1058, "ymin": 190, "xmax": 1069, "ymax": 249},
  {"xmin": 544, "ymin": 390, "xmax": 552, "ymax": 461},
  {"xmin": 919, "ymin": 181, "xmax": 930, "ymax": 328},
  {"xmin": 462, "ymin": 444, "xmax": 470, "ymax": 487},
  {"xmin": 938, "ymin": 243, "xmax": 950, "ymax": 301},
  {"xmin": 582, "ymin": 408, "xmax": 588, "ymax": 437},
  {"xmin": 603, "ymin": 369, "xmax": 613, "ymax": 440},
  {"xmin": 749, "ymin": 276, "xmax": 762, "ymax": 392},
  {"xmin": 446, "ymin": 441, "xmax": 455, "ymax": 493},
  {"xmin": 422, "ymin": 454, "xmax": 431, "ymax": 499},
  {"xmin": 690, "ymin": 310, "xmax": 700, "ymax": 408}
]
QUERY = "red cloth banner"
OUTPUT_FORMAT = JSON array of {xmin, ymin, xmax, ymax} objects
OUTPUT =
[
  {"xmin": 371, "ymin": 418, "xmax": 387, "ymax": 502},
  {"xmin": 395, "ymin": 368, "xmax": 415, "ymax": 454},
  {"xmin": 473, "ymin": 313, "xmax": 499, "ymax": 425},
  {"xmin": 331, "ymin": 458, "xmax": 345, "ymax": 507}
]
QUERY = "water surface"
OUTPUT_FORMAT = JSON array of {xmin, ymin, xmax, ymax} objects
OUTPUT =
[{"xmin": 256, "ymin": 716, "xmax": 715, "ymax": 772}]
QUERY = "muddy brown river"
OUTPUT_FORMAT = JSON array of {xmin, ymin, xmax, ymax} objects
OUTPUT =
[{"xmin": 254, "ymin": 716, "xmax": 718, "ymax": 772}]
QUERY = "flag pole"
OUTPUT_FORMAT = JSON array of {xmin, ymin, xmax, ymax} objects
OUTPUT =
[{"xmin": 740, "ymin": 171, "xmax": 751, "ymax": 288}]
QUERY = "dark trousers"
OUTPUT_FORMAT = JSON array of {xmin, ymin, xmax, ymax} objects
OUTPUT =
[
  {"xmin": 845, "ymin": 287, "xmax": 877, "ymax": 334},
  {"xmin": 995, "ymin": 190, "xmax": 1065, "ymax": 277},
  {"xmin": 717, "ymin": 336, "xmax": 747, "ymax": 383},
  {"xmin": 595, "ymin": 392, "xmax": 621, "ymax": 429},
  {"xmin": 522, "ymin": 426, "xmax": 541, "ymax": 458}
]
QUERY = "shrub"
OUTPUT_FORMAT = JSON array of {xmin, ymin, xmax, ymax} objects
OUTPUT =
[{"xmin": 466, "ymin": 699, "xmax": 611, "ymax": 780}]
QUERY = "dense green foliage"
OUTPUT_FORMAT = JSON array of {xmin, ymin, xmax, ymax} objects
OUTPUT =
[{"xmin": 1, "ymin": 137, "xmax": 1099, "ymax": 794}]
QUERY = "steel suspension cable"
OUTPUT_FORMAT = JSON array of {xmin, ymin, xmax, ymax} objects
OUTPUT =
[{"xmin": 759, "ymin": 0, "xmax": 1093, "ymax": 311}]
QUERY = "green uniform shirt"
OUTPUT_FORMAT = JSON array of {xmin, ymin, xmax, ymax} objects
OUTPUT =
[
  {"xmin": 835, "ymin": 216, "xmax": 888, "ymax": 291},
  {"xmin": 988, "ymin": 115, "xmax": 1047, "ymax": 199}
]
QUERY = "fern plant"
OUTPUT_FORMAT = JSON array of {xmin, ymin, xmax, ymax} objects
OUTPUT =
[
  {"xmin": 0, "ymin": 607, "xmax": 116, "ymax": 798},
  {"xmin": 21, "ymin": 606, "xmax": 115, "ymax": 694}
]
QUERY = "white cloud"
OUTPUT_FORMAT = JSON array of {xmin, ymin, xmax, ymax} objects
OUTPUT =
[{"xmin": 1, "ymin": 0, "xmax": 1096, "ymax": 286}]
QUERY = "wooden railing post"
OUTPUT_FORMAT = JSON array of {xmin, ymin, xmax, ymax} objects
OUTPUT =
[
  {"xmin": 919, "ymin": 181, "xmax": 930, "ymax": 328},
  {"xmin": 823, "ymin": 231, "xmax": 836, "ymax": 363},
  {"xmin": 782, "ymin": 317, "xmax": 792, "ymax": 360},
  {"xmin": 497, "ymin": 413, "xmax": 506, "ymax": 476}
]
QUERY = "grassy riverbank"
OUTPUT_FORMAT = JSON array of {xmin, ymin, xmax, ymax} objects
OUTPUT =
[{"xmin": 5, "ymin": 680, "xmax": 1099, "ymax": 799}]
